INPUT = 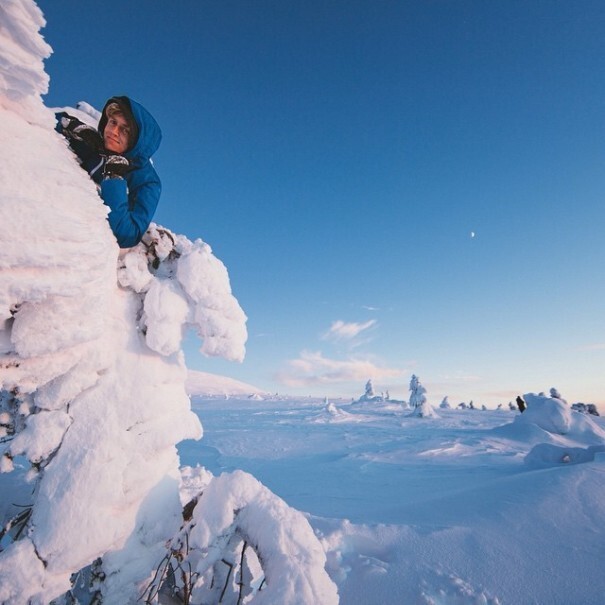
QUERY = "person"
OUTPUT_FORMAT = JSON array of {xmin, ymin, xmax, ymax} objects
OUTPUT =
[{"xmin": 56, "ymin": 96, "xmax": 162, "ymax": 248}]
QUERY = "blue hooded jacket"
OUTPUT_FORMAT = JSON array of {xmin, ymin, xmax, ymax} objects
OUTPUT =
[
  {"xmin": 97, "ymin": 96, "xmax": 162, "ymax": 248},
  {"xmin": 56, "ymin": 96, "xmax": 162, "ymax": 248}
]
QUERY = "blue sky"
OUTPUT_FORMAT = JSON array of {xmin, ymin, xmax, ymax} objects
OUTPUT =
[{"xmin": 37, "ymin": 0, "xmax": 605, "ymax": 406}]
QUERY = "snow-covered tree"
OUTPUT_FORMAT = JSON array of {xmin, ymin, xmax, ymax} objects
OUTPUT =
[
  {"xmin": 354, "ymin": 379, "xmax": 383, "ymax": 403},
  {"xmin": 549, "ymin": 387, "xmax": 567, "ymax": 404},
  {"xmin": 408, "ymin": 374, "xmax": 427, "ymax": 409},
  {"xmin": 407, "ymin": 375, "xmax": 437, "ymax": 418},
  {"xmin": 571, "ymin": 403, "xmax": 600, "ymax": 417},
  {"xmin": 439, "ymin": 396, "xmax": 451, "ymax": 409},
  {"xmin": 0, "ymin": 4, "xmax": 337, "ymax": 604}
]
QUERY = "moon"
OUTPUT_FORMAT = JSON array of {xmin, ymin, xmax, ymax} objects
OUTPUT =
[{"xmin": 470, "ymin": 231, "xmax": 475, "ymax": 238}]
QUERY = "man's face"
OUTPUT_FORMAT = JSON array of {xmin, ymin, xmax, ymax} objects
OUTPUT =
[{"xmin": 104, "ymin": 113, "xmax": 131, "ymax": 154}]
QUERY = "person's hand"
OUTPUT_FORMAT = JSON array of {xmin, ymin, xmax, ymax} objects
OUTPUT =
[
  {"xmin": 103, "ymin": 154, "xmax": 130, "ymax": 179},
  {"xmin": 57, "ymin": 113, "xmax": 102, "ymax": 151}
]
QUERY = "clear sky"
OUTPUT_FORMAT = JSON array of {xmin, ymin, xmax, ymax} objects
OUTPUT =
[{"xmin": 37, "ymin": 0, "xmax": 605, "ymax": 407}]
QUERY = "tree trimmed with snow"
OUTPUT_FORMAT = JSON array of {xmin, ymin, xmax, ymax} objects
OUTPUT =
[
  {"xmin": 0, "ymin": 4, "xmax": 337, "ymax": 603},
  {"xmin": 407, "ymin": 375, "xmax": 437, "ymax": 418}
]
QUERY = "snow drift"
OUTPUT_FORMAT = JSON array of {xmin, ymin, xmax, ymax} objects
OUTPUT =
[{"xmin": 187, "ymin": 395, "xmax": 605, "ymax": 604}]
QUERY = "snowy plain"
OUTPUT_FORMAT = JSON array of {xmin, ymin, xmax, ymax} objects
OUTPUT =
[{"xmin": 180, "ymin": 383, "xmax": 605, "ymax": 605}]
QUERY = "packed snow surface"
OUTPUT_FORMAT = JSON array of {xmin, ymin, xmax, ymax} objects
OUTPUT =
[{"xmin": 181, "ymin": 394, "xmax": 605, "ymax": 605}]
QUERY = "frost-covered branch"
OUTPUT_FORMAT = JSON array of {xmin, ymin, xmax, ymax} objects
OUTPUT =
[
  {"xmin": 118, "ymin": 224, "xmax": 247, "ymax": 362},
  {"xmin": 144, "ymin": 469, "xmax": 339, "ymax": 605}
]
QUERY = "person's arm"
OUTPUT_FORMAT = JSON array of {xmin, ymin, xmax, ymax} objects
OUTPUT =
[
  {"xmin": 100, "ymin": 177, "xmax": 161, "ymax": 248},
  {"xmin": 55, "ymin": 112, "xmax": 105, "ymax": 182}
]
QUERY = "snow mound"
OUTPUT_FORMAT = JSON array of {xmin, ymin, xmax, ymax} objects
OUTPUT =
[
  {"xmin": 515, "ymin": 393, "xmax": 573, "ymax": 434},
  {"xmin": 525, "ymin": 443, "xmax": 605, "ymax": 468},
  {"xmin": 408, "ymin": 400, "xmax": 439, "ymax": 419},
  {"xmin": 312, "ymin": 400, "xmax": 359, "ymax": 424},
  {"xmin": 186, "ymin": 369, "xmax": 263, "ymax": 397},
  {"xmin": 514, "ymin": 393, "xmax": 605, "ymax": 442}
]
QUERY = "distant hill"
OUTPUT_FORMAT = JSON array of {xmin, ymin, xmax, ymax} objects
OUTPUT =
[{"xmin": 186, "ymin": 369, "xmax": 265, "ymax": 397}]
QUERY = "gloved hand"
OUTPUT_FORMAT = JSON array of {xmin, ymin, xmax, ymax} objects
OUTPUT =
[
  {"xmin": 103, "ymin": 154, "xmax": 130, "ymax": 179},
  {"xmin": 56, "ymin": 112, "xmax": 103, "ymax": 152}
]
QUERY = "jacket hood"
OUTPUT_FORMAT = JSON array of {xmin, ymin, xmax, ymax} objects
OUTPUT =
[{"xmin": 98, "ymin": 96, "xmax": 162, "ymax": 163}]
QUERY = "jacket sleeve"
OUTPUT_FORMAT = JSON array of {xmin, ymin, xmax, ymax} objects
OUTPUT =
[
  {"xmin": 55, "ymin": 112, "xmax": 105, "ymax": 183},
  {"xmin": 100, "ymin": 177, "xmax": 161, "ymax": 248}
]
